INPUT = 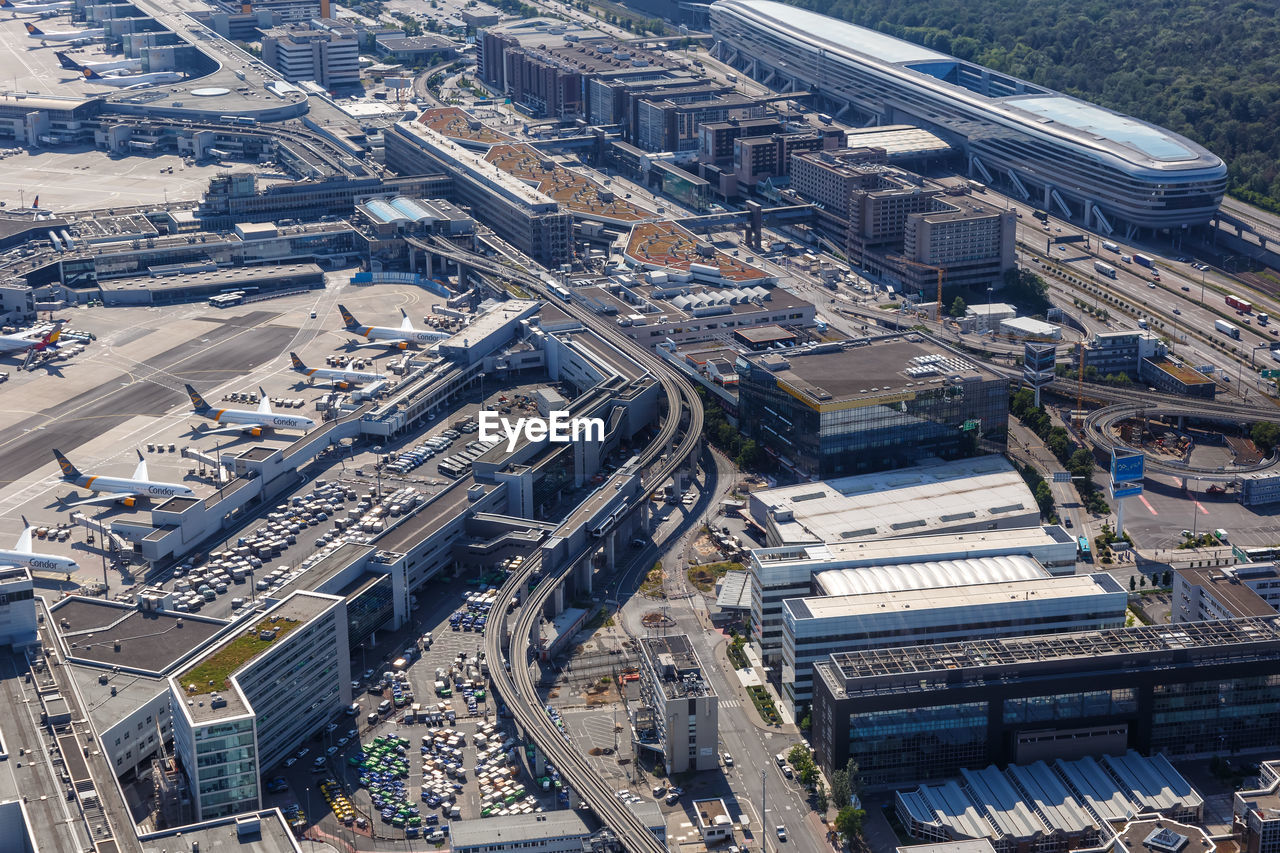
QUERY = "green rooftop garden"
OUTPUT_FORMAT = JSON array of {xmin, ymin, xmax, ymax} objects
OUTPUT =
[{"xmin": 179, "ymin": 616, "xmax": 301, "ymax": 694}]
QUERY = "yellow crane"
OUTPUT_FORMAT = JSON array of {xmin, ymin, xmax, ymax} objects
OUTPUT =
[{"xmin": 887, "ymin": 255, "xmax": 946, "ymax": 322}]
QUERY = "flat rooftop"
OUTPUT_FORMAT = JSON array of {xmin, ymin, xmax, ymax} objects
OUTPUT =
[
  {"xmin": 753, "ymin": 525, "xmax": 1074, "ymax": 572},
  {"xmin": 51, "ymin": 598, "xmax": 226, "ymax": 675},
  {"xmin": 1177, "ymin": 565, "xmax": 1277, "ymax": 618},
  {"xmin": 485, "ymin": 143, "xmax": 654, "ymax": 223},
  {"xmin": 625, "ymin": 221, "xmax": 770, "ymax": 282},
  {"xmin": 753, "ymin": 455, "xmax": 1035, "ymax": 545},
  {"xmin": 139, "ymin": 812, "xmax": 303, "ymax": 853},
  {"xmin": 98, "ymin": 262, "xmax": 324, "ymax": 295},
  {"xmin": 379, "ymin": 475, "xmax": 484, "ymax": 553},
  {"xmin": 449, "ymin": 810, "xmax": 593, "ymax": 848},
  {"xmin": 479, "ymin": 16, "xmax": 609, "ymax": 48},
  {"xmin": 274, "ymin": 541, "xmax": 374, "ymax": 600},
  {"xmin": 846, "ymin": 124, "xmax": 953, "ymax": 157},
  {"xmin": 823, "ymin": 616, "xmax": 1280, "ymax": 688},
  {"xmin": 1147, "ymin": 357, "xmax": 1214, "ymax": 386},
  {"xmin": 416, "ymin": 106, "xmax": 514, "ymax": 147},
  {"xmin": 640, "ymin": 634, "xmax": 713, "ymax": 700},
  {"xmin": 70, "ymin": 663, "xmax": 169, "ymax": 738},
  {"xmin": 175, "ymin": 592, "xmax": 334, "ymax": 723},
  {"xmin": 694, "ymin": 798, "xmax": 730, "ymax": 829},
  {"xmin": 787, "ymin": 571, "xmax": 1123, "ymax": 622},
  {"xmin": 744, "ymin": 336, "xmax": 997, "ymax": 407},
  {"xmin": 1118, "ymin": 819, "xmax": 1214, "ymax": 853}
]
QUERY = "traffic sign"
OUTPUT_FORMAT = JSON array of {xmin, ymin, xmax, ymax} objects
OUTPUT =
[
  {"xmin": 1052, "ymin": 472, "xmax": 1071, "ymax": 483},
  {"xmin": 1262, "ymin": 369, "xmax": 1280, "ymax": 379},
  {"xmin": 1111, "ymin": 483, "xmax": 1144, "ymax": 499},
  {"xmin": 1110, "ymin": 448, "xmax": 1145, "ymax": 483}
]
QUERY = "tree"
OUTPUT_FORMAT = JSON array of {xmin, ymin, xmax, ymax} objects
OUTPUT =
[
  {"xmin": 1140, "ymin": 575, "xmax": 1147, "ymax": 588},
  {"xmin": 1034, "ymin": 481, "xmax": 1054, "ymax": 517},
  {"xmin": 1252, "ymin": 422, "xmax": 1280, "ymax": 455},
  {"xmin": 1163, "ymin": 570, "xmax": 1172, "ymax": 586},
  {"xmin": 835, "ymin": 806, "xmax": 865, "ymax": 841},
  {"xmin": 950, "ymin": 295, "xmax": 968, "ymax": 317},
  {"xmin": 1130, "ymin": 575, "xmax": 1137, "ymax": 591},
  {"xmin": 830, "ymin": 770, "xmax": 851, "ymax": 812},
  {"xmin": 815, "ymin": 780, "xmax": 829, "ymax": 814}
]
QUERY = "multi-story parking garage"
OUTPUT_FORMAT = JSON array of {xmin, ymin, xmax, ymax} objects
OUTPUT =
[{"xmin": 709, "ymin": 0, "xmax": 1227, "ymax": 237}]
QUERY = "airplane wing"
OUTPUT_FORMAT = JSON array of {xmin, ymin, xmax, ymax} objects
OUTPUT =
[
  {"xmin": 16, "ymin": 526, "xmax": 32, "ymax": 552},
  {"xmin": 379, "ymin": 338, "xmax": 410, "ymax": 348},
  {"xmin": 67, "ymin": 491, "xmax": 140, "ymax": 508},
  {"xmin": 132, "ymin": 453, "xmax": 148, "ymax": 481}
]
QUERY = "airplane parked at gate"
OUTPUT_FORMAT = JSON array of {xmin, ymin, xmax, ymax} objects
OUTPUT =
[
  {"xmin": 337, "ymin": 304, "xmax": 451, "ymax": 348},
  {"xmin": 0, "ymin": 517, "xmax": 78, "ymax": 573},
  {"xmin": 54, "ymin": 449, "xmax": 195, "ymax": 507},
  {"xmin": 289, "ymin": 352, "xmax": 386, "ymax": 388},
  {"xmin": 185, "ymin": 384, "xmax": 315, "ymax": 435}
]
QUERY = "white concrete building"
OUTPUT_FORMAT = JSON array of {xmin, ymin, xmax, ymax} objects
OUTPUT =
[
  {"xmin": 0, "ymin": 566, "xmax": 36, "ymax": 648},
  {"xmin": 748, "ymin": 456, "xmax": 1040, "ymax": 548},
  {"xmin": 748, "ymin": 525, "xmax": 1077, "ymax": 665},
  {"xmin": 781, "ymin": 571, "xmax": 1127, "ymax": 715},
  {"xmin": 451, "ymin": 811, "xmax": 595, "ymax": 853},
  {"xmin": 170, "ymin": 591, "xmax": 350, "ymax": 820}
]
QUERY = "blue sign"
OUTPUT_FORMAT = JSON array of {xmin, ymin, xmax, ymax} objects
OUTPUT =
[
  {"xmin": 1111, "ymin": 483, "xmax": 1144, "ymax": 500},
  {"xmin": 1110, "ymin": 449, "xmax": 1145, "ymax": 483}
]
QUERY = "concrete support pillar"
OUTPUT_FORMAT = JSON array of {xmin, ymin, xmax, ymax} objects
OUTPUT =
[
  {"xmin": 641, "ymin": 501, "xmax": 651, "ymax": 535},
  {"xmin": 606, "ymin": 531, "xmax": 617, "ymax": 573},
  {"xmin": 1084, "ymin": 199, "xmax": 1093, "ymax": 228},
  {"xmin": 1044, "ymin": 183, "xmax": 1053, "ymax": 208},
  {"xmin": 552, "ymin": 584, "xmax": 564, "ymax": 617},
  {"xmin": 577, "ymin": 559, "xmax": 592, "ymax": 596},
  {"xmin": 532, "ymin": 745, "xmax": 546, "ymax": 777}
]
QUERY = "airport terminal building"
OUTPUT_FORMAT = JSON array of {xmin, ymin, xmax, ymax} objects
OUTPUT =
[{"xmin": 709, "ymin": 0, "xmax": 1226, "ymax": 236}]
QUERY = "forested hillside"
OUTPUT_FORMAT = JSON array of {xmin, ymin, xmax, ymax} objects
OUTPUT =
[{"xmin": 786, "ymin": 0, "xmax": 1280, "ymax": 212}]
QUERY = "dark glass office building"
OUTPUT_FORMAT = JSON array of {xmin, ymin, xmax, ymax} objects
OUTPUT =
[
  {"xmin": 811, "ymin": 618, "xmax": 1280, "ymax": 790},
  {"xmin": 738, "ymin": 338, "xmax": 1008, "ymax": 478}
]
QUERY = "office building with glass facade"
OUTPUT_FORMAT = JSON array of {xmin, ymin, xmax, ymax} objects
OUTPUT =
[
  {"xmin": 170, "ymin": 591, "xmax": 350, "ymax": 820},
  {"xmin": 811, "ymin": 618, "xmax": 1280, "ymax": 790},
  {"xmin": 737, "ymin": 338, "xmax": 1007, "ymax": 479}
]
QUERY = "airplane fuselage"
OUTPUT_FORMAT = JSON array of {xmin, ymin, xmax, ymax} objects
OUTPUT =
[
  {"xmin": 0, "ymin": 547, "xmax": 76, "ymax": 572},
  {"xmin": 203, "ymin": 408, "xmax": 315, "ymax": 431},
  {"xmin": 354, "ymin": 325, "xmax": 448, "ymax": 345},
  {"xmin": 300, "ymin": 365, "xmax": 386, "ymax": 384},
  {"xmin": 70, "ymin": 474, "xmax": 194, "ymax": 500}
]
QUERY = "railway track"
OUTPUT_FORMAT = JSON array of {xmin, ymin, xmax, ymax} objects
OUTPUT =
[{"xmin": 447, "ymin": 241, "xmax": 698, "ymax": 851}]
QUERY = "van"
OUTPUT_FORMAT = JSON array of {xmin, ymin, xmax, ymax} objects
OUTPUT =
[
  {"xmin": 347, "ymin": 702, "xmax": 361, "ymax": 716},
  {"xmin": 378, "ymin": 699, "xmax": 392, "ymax": 714}
]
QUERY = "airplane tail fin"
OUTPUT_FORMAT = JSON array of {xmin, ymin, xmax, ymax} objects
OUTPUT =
[
  {"xmin": 52, "ymin": 449, "xmax": 81, "ymax": 481},
  {"xmin": 34, "ymin": 322, "xmax": 63, "ymax": 351},
  {"xmin": 337, "ymin": 304, "xmax": 359, "ymax": 329},
  {"xmin": 25, "ymin": 23, "xmax": 43, "ymax": 35},
  {"xmin": 56, "ymin": 51, "xmax": 82, "ymax": 70},
  {"xmin": 1, "ymin": 2, "xmax": 18, "ymax": 10},
  {"xmin": 289, "ymin": 351, "xmax": 307, "ymax": 371},
  {"xmin": 185, "ymin": 384, "xmax": 211, "ymax": 413},
  {"xmin": 83, "ymin": 68, "xmax": 102, "ymax": 80}
]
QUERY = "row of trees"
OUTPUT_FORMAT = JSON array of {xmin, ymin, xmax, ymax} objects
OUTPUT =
[
  {"xmin": 1009, "ymin": 389, "xmax": 1109, "ymax": 514},
  {"xmin": 787, "ymin": 0, "xmax": 1280, "ymax": 213},
  {"xmin": 698, "ymin": 388, "xmax": 765, "ymax": 470}
]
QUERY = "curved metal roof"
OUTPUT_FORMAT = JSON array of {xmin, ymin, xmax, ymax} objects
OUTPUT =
[
  {"xmin": 711, "ymin": 0, "xmax": 1222, "ymax": 170},
  {"xmin": 363, "ymin": 198, "xmax": 403, "ymax": 224},
  {"xmin": 814, "ymin": 554, "xmax": 1045, "ymax": 597}
]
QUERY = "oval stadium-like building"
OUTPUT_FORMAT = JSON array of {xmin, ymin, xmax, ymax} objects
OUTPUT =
[{"xmin": 709, "ymin": 0, "xmax": 1226, "ymax": 236}]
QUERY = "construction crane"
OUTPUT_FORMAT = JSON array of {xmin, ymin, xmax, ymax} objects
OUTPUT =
[{"xmin": 886, "ymin": 255, "xmax": 946, "ymax": 321}]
